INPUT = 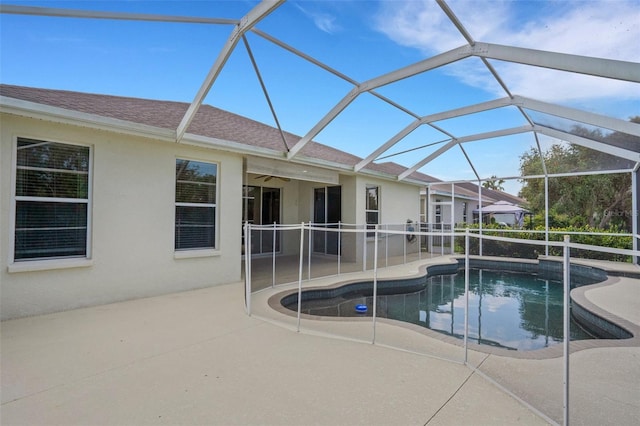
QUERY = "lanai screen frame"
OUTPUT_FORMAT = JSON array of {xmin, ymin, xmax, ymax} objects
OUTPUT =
[{"xmin": 2, "ymin": 0, "xmax": 639, "ymax": 260}]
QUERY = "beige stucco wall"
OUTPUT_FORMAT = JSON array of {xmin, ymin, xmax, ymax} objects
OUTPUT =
[
  {"xmin": 355, "ymin": 176, "xmax": 420, "ymax": 225},
  {"xmin": 350, "ymin": 176, "xmax": 421, "ymax": 265},
  {"xmin": 1, "ymin": 114, "xmax": 243, "ymax": 320},
  {"xmin": 423, "ymin": 194, "xmax": 476, "ymax": 226}
]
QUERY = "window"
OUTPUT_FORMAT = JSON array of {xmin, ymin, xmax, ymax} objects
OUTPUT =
[
  {"xmin": 462, "ymin": 202, "xmax": 468, "ymax": 223},
  {"xmin": 14, "ymin": 138, "xmax": 90, "ymax": 261},
  {"xmin": 175, "ymin": 159, "xmax": 217, "ymax": 250},
  {"xmin": 435, "ymin": 199, "xmax": 442, "ymax": 225},
  {"xmin": 365, "ymin": 185, "xmax": 379, "ymax": 236}
]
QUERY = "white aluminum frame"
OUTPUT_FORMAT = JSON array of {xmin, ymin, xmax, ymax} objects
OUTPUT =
[{"xmin": 2, "ymin": 0, "xmax": 639, "ymax": 269}]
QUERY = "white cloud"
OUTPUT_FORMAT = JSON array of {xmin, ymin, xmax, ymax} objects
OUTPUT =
[
  {"xmin": 374, "ymin": 0, "xmax": 640, "ymax": 103},
  {"xmin": 295, "ymin": 4, "xmax": 340, "ymax": 34},
  {"xmin": 374, "ymin": 0, "xmax": 469, "ymax": 52}
]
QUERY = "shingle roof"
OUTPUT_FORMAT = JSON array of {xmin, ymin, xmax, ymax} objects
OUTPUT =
[
  {"xmin": 455, "ymin": 182, "xmax": 526, "ymax": 205},
  {"xmin": 1, "ymin": 84, "xmax": 443, "ymax": 183},
  {"xmin": 2, "ymin": 84, "xmax": 523, "ymax": 200}
]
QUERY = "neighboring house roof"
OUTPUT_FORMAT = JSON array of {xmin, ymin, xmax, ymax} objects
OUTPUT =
[
  {"xmin": 472, "ymin": 200, "xmax": 530, "ymax": 214},
  {"xmin": 456, "ymin": 182, "xmax": 527, "ymax": 206},
  {"xmin": 429, "ymin": 183, "xmax": 491, "ymax": 202},
  {"xmin": 425, "ymin": 181, "xmax": 526, "ymax": 207},
  {"xmin": 0, "ymin": 84, "xmax": 439, "ymax": 185}
]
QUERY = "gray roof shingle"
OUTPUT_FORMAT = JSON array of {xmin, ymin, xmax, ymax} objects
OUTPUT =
[
  {"xmin": 1, "ymin": 83, "xmax": 523, "ymax": 205},
  {"xmin": 1, "ymin": 84, "xmax": 441, "ymax": 182}
]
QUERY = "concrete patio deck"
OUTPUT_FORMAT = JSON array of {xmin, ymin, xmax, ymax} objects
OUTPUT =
[{"xmin": 2, "ymin": 256, "xmax": 639, "ymax": 425}]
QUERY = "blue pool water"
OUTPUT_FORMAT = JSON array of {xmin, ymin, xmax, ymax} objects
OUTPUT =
[{"xmin": 284, "ymin": 268, "xmax": 595, "ymax": 351}]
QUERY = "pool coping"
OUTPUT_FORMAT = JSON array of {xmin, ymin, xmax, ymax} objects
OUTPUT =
[{"xmin": 266, "ymin": 256, "xmax": 640, "ymax": 360}]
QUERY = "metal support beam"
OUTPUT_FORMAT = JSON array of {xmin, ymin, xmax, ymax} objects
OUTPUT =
[
  {"xmin": 0, "ymin": 4, "xmax": 237, "ymax": 24},
  {"xmin": 287, "ymin": 86, "xmax": 360, "ymax": 159},
  {"xmin": 354, "ymin": 119, "xmax": 422, "ymax": 171},
  {"xmin": 458, "ymin": 143, "xmax": 480, "ymax": 181},
  {"xmin": 355, "ymin": 97, "xmax": 512, "ymax": 171},
  {"xmin": 253, "ymin": 28, "xmax": 423, "ymax": 122},
  {"xmin": 436, "ymin": 0, "xmax": 475, "ymax": 46},
  {"xmin": 176, "ymin": 0, "xmax": 284, "ymax": 142},
  {"xmin": 515, "ymin": 96, "xmax": 640, "ymax": 137},
  {"xmin": 471, "ymin": 42, "xmax": 640, "ymax": 83},
  {"xmin": 456, "ymin": 125, "xmax": 532, "ymax": 144},
  {"xmin": 287, "ymin": 45, "xmax": 472, "ymax": 159},
  {"xmin": 364, "ymin": 45, "xmax": 472, "ymax": 90},
  {"xmin": 242, "ymin": 35, "xmax": 289, "ymax": 151},
  {"xmin": 397, "ymin": 125, "xmax": 531, "ymax": 181},
  {"xmin": 534, "ymin": 125, "xmax": 640, "ymax": 162},
  {"xmin": 423, "ymin": 96, "xmax": 513, "ymax": 124},
  {"xmin": 398, "ymin": 140, "xmax": 458, "ymax": 181}
]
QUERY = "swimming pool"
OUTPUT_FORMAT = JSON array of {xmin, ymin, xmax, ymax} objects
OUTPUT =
[{"xmin": 282, "ymin": 268, "xmax": 597, "ymax": 351}]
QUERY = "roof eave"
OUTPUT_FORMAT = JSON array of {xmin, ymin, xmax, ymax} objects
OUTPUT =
[
  {"xmin": 0, "ymin": 94, "xmax": 448, "ymax": 187},
  {"xmin": 0, "ymin": 95, "xmax": 177, "ymax": 142}
]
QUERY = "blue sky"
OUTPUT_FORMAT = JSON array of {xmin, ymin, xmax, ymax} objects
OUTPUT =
[{"xmin": 1, "ymin": 0, "xmax": 639, "ymax": 195}]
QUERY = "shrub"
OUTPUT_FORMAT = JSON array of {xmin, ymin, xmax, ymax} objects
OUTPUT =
[{"xmin": 454, "ymin": 224, "xmax": 633, "ymax": 262}]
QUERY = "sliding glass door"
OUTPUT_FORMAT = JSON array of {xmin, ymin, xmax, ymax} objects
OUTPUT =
[
  {"xmin": 313, "ymin": 186, "xmax": 341, "ymax": 255},
  {"xmin": 243, "ymin": 186, "xmax": 281, "ymax": 255}
]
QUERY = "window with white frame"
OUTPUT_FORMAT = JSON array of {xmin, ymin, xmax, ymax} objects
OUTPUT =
[
  {"xmin": 462, "ymin": 202, "xmax": 468, "ymax": 224},
  {"xmin": 175, "ymin": 159, "xmax": 217, "ymax": 250},
  {"xmin": 435, "ymin": 199, "xmax": 442, "ymax": 225},
  {"xmin": 365, "ymin": 185, "xmax": 379, "ymax": 235},
  {"xmin": 13, "ymin": 138, "xmax": 91, "ymax": 261}
]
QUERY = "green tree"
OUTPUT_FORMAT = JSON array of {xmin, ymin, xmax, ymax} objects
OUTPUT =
[
  {"xmin": 482, "ymin": 175, "xmax": 505, "ymax": 191},
  {"xmin": 518, "ymin": 117, "xmax": 638, "ymax": 231}
]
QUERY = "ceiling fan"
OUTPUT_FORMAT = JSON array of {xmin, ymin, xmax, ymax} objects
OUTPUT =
[{"xmin": 254, "ymin": 174, "xmax": 290, "ymax": 182}]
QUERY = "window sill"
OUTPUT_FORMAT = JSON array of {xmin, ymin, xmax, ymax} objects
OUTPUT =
[
  {"xmin": 174, "ymin": 249, "xmax": 220, "ymax": 259},
  {"xmin": 8, "ymin": 258, "xmax": 94, "ymax": 273}
]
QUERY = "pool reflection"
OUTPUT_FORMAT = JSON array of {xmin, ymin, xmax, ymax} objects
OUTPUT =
[{"xmin": 288, "ymin": 269, "xmax": 594, "ymax": 351}]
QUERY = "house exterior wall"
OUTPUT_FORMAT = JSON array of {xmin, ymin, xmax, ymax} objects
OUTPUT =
[
  {"xmin": 1, "ymin": 114, "xmax": 243, "ymax": 320},
  {"xmin": 421, "ymin": 194, "xmax": 476, "ymax": 226},
  {"xmin": 356, "ymin": 176, "xmax": 420, "ymax": 225},
  {"xmin": 259, "ymin": 173, "xmax": 421, "ymax": 263},
  {"xmin": 352, "ymin": 176, "xmax": 421, "ymax": 265},
  {"xmin": 453, "ymin": 198, "xmax": 471, "ymax": 225},
  {"xmin": 339, "ymin": 175, "xmax": 357, "ymax": 225}
]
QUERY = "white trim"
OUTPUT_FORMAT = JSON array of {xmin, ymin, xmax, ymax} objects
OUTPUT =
[
  {"xmin": 8, "ymin": 257, "xmax": 94, "ymax": 273},
  {"xmin": 16, "ymin": 196, "xmax": 90, "ymax": 204},
  {"xmin": 365, "ymin": 184, "xmax": 381, "ymax": 230},
  {"xmin": 174, "ymin": 157, "xmax": 220, "ymax": 252},
  {"xmin": 174, "ymin": 249, "xmax": 221, "ymax": 259},
  {"xmin": 8, "ymin": 135, "xmax": 18, "ymax": 265},
  {"xmin": 246, "ymin": 156, "xmax": 339, "ymax": 184},
  {"xmin": 1, "ymin": 96, "xmax": 176, "ymax": 142}
]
